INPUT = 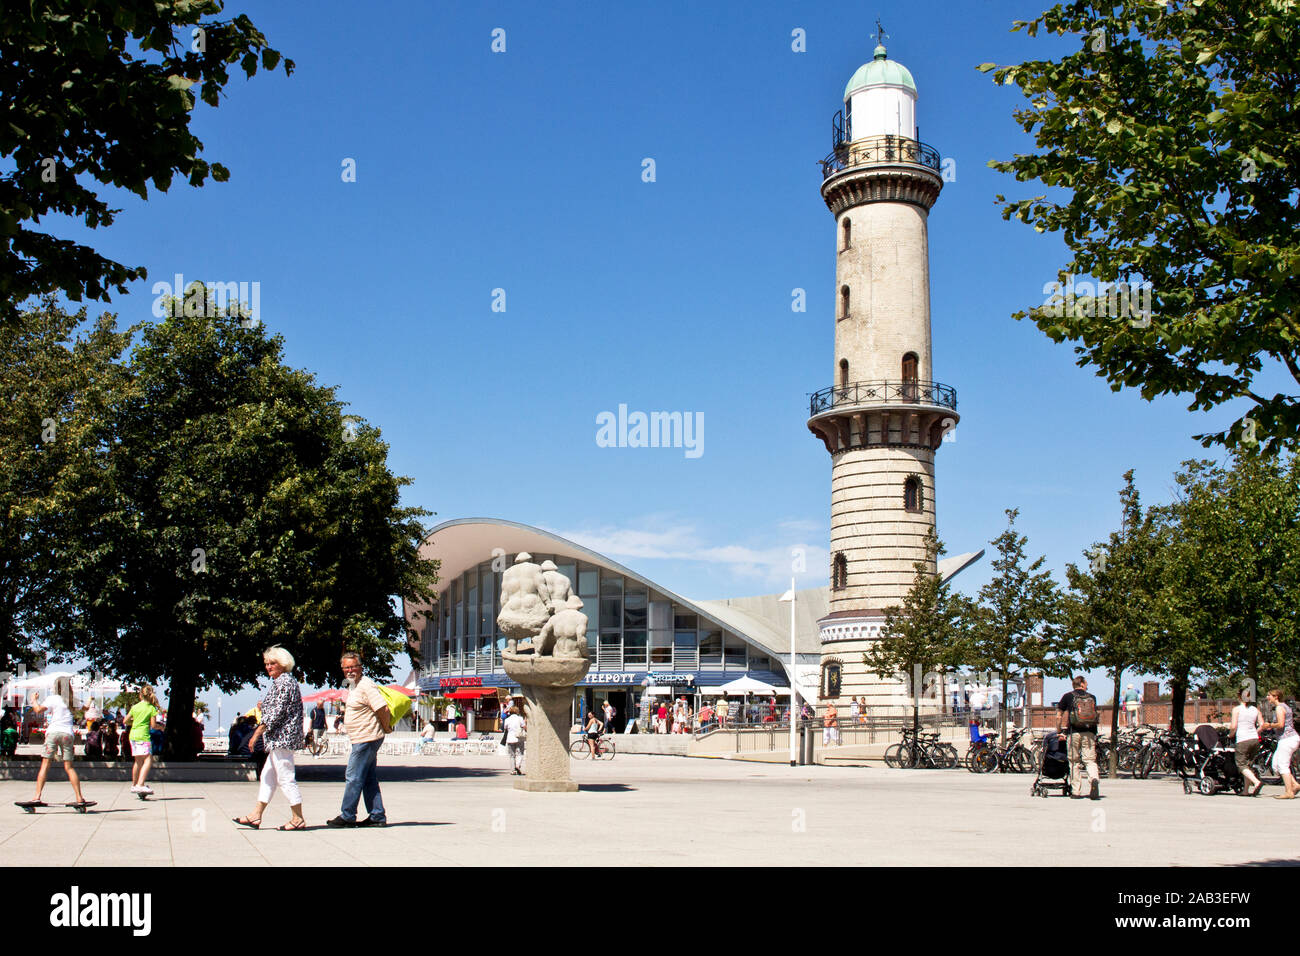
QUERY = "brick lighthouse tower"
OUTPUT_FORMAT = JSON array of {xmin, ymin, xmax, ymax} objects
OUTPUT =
[{"xmin": 806, "ymin": 35, "xmax": 957, "ymax": 706}]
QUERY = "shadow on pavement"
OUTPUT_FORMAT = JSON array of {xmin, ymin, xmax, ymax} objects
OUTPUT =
[
  {"xmin": 297, "ymin": 765, "xmax": 501, "ymax": 783},
  {"xmin": 578, "ymin": 784, "xmax": 637, "ymax": 792},
  {"xmin": 1228, "ymin": 859, "xmax": 1300, "ymax": 867}
]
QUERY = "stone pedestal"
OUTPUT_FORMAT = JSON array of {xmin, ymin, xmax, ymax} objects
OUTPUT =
[{"xmin": 501, "ymin": 652, "xmax": 589, "ymax": 792}]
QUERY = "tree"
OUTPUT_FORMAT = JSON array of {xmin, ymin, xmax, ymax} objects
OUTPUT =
[
  {"xmin": 980, "ymin": 0, "xmax": 1300, "ymax": 454},
  {"xmin": 864, "ymin": 530, "xmax": 972, "ymax": 736},
  {"xmin": 967, "ymin": 510, "xmax": 1065, "ymax": 741},
  {"xmin": 1062, "ymin": 471, "xmax": 1157, "ymax": 772},
  {"xmin": 61, "ymin": 291, "xmax": 438, "ymax": 759},
  {"xmin": 0, "ymin": 2, "xmax": 293, "ymax": 325},
  {"xmin": 0, "ymin": 298, "xmax": 131, "ymax": 672},
  {"xmin": 1147, "ymin": 454, "xmax": 1300, "ymax": 721}
]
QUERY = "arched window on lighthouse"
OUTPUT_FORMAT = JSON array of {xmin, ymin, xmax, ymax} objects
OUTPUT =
[
  {"xmin": 840, "ymin": 285, "xmax": 850, "ymax": 321},
  {"xmin": 904, "ymin": 476, "xmax": 924, "ymax": 513},
  {"xmin": 841, "ymin": 218, "xmax": 852, "ymax": 251},
  {"xmin": 902, "ymin": 352, "xmax": 919, "ymax": 401},
  {"xmin": 832, "ymin": 553, "xmax": 848, "ymax": 590}
]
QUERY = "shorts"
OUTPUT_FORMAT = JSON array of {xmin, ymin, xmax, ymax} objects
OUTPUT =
[
  {"xmin": 131, "ymin": 740, "xmax": 153, "ymax": 757},
  {"xmin": 1235, "ymin": 739, "xmax": 1260, "ymax": 771},
  {"xmin": 43, "ymin": 732, "xmax": 74, "ymax": 761}
]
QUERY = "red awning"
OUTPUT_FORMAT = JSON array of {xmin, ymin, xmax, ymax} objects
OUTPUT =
[{"xmin": 445, "ymin": 687, "xmax": 499, "ymax": 700}]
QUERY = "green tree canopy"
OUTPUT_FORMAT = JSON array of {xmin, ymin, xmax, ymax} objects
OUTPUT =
[
  {"xmin": 58, "ymin": 293, "xmax": 437, "ymax": 758},
  {"xmin": 0, "ymin": 1, "xmax": 293, "ymax": 325},
  {"xmin": 981, "ymin": 0, "xmax": 1300, "ymax": 454},
  {"xmin": 966, "ymin": 509, "xmax": 1065, "ymax": 740},
  {"xmin": 865, "ymin": 530, "xmax": 973, "ymax": 733},
  {"xmin": 0, "ymin": 297, "xmax": 131, "ymax": 671}
]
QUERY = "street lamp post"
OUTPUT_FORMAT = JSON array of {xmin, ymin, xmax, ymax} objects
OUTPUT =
[{"xmin": 779, "ymin": 579, "xmax": 796, "ymax": 766}]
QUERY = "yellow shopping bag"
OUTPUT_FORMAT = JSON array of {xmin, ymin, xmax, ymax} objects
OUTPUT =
[{"xmin": 374, "ymin": 686, "xmax": 411, "ymax": 730}]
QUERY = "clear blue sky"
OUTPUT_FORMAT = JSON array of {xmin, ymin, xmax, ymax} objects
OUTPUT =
[{"xmin": 41, "ymin": 0, "xmax": 1270, "ymax": 718}]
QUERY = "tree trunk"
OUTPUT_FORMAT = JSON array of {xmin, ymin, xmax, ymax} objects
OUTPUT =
[
  {"xmin": 1000, "ymin": 671, "xmax": 1009, "ymax": 743},
  {"xmin": 1170, "ymin": 672, "xmax": 1188, "ymax": 735},
  {"xmin": 164, "ymin": 671, "xmax": 198, "ymax": 761},
  {"xmin": 1109, "ymin": 670, "xmax": 1121, "ymax": 777}
]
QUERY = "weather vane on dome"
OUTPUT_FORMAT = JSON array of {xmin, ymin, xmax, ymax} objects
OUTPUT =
[{"xmin": 874, "ymin": 19, "xmax": 889, "ymax": 47}]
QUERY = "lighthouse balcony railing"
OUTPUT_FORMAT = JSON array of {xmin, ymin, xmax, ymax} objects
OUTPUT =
[
  {"xmin": 821, "ymin": 134, "xmax": 941, "ymax": 180},
  {"xmin": 809, "ymin": 380, "xmax": 956, "ymax": 417}
]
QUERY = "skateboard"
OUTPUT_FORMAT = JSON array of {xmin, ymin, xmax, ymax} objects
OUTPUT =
[{"xmin": 15, "ymin": 800, "xmax": 97, "ymax": 814}]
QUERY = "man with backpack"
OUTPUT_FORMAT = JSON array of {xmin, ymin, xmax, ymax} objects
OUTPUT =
[{"xmin": 1056, "ymin": 675, "xmax": 1101, "ymax": 800}]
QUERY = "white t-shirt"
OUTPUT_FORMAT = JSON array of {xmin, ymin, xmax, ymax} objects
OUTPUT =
[
  {"xmin": 43, "ymin": 695, "xmax": 75, "ymax": 736},
  {"xmin": 1234, "ymin": 704, "xmax": 1260, "ymax": 743},
  {"xmin": 504, "ymin": 713, "xmax": 526, "ymax": 744}
]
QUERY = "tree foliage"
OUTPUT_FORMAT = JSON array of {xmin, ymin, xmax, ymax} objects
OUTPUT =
[
  {"xmin": 865, "ymin": 530, "xmax": 972, "ymax": 732},
  {"xmin": 965, "ymin": 509, "xmax": 1065, "ymax": 739},
  {"xmin": 0, "ymin": 297, "xmax": 131, "ymax": 671},
  {"xmin": 0, "ymin": 1, "xmax": 293, "ymax": 325},
  {"xmin": 1062, "ymin": 470, "xmax": 1157, "ymax": 765},
  {"xmin": 981, "ymin": 0, "xmax": 1300, "ymax": 454},
  {"xmin": 48, "ymin": 293, "xmax": 437, "ymax": 758}
]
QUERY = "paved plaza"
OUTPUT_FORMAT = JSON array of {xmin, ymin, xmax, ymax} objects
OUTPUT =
[{"xmin": 0, "ymin": 754, "xmax": 1294, "ymax": 867}]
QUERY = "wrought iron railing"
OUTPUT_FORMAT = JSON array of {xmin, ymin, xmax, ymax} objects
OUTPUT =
[
  {"xmin": 821, "ymin": 134, "xmax": 941, "ymax": 180},
  {"xmin": 809, "ymin": 380, "xmax": 957, "ymax": 416}
]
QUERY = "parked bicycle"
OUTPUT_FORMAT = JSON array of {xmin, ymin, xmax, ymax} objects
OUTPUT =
[
  {"xmin": 969, "ymin": 727, "xmax": 1036, "ymax": 774},
  {"xmin": 884, "ymin": 726, "xmax": 957, "ymax": 769}
]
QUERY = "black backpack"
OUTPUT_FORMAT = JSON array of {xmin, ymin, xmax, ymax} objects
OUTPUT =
[{"xmin": 1069, "ymin": 691, "xmax": 1099, "ymax": 731}]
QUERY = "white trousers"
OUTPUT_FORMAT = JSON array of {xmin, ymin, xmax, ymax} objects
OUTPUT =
[
  {"xmin": 258, "ymin": 747, "xmax": 302, "ymax": 806},
  {"xmin": 1273, "ymin": 734, "xmax": 1299, "ymax": 777}
]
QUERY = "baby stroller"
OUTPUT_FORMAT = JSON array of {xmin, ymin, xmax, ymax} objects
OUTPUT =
[
  {"xmin": 1031, "ymin": 731, "xmax": 1071, "ymax": 797},
  {"xmin": 1182, "ymin": 724, "xmax": 1244, "ymax": 795}
]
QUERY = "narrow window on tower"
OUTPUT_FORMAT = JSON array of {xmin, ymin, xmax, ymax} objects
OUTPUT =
[
  {"xmin": 840, "ymin": 285, "xmax": 850, "ymax": 321},
  {"xmin": 841, "ymin": 217, "xmax": 852, "ymax": 251},
  {"xmin": 839, "ymin": 359, "xmax": 849, "ymax": 392},
  {"xmin": 832, "ymin": 553, "xmax": 848, "ymax": 590},
  {"xmin": 904, "ymin": 476, "xmax": 923, "ymax": 513},
  {"xmin": 902, "ymin": 352, "xmax": 919, "ymax": 402}
]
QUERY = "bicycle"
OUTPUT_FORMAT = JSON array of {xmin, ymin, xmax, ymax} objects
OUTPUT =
[
  {"xmin": 885, "ymin": 727, "xmax": 957, "ymax": 769},
  {"xmin": 569, "ymin": 735, "xmax": 616, "ymax": 760},
  {"xmin": 969, "ymin": 728, "xmax": 1036, "ymax": 774}
]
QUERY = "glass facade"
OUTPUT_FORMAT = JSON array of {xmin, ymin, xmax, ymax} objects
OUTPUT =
[{"xmin": 423, "ymin": 552, "xmax": 779, "ymax": 680}]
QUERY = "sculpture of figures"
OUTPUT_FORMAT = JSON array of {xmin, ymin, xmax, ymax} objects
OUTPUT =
[
  {"xmin": 497, "ymin": 553, "xmax": 551, "ymax": 652},
  {"xmin": 539, "ymin": 560, "xmax": 573, "ymax": 612},
  {"xmin": 535, "ymin": 595, "xmax": 589, "ymax": 659}
]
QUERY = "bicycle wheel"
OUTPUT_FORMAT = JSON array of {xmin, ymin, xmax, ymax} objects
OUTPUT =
[
  {"xmin": 886, "ymin": 743, "xmax": 914, "ymax": 769},
  {"xmin": 1012, "ymin": 747, "xmax": 1036, "ymax": 774},
  {"xmin": 1136, "ymin": 747, "xmax": 1156, "ymax": 779},
  {"xmin": 599, "ymin": 738, "xmax": 615, "ymax": 760},
  {"xmin": 939, "ymin": 743, "xmax": 959, "ymax": 768},
  {"xmin": 972, "ymin": 749, "xmax": 997, "ymax": 774},
  {"xmin": 569, "ymin": 739, "xmax": 589, "ymax": 759}
]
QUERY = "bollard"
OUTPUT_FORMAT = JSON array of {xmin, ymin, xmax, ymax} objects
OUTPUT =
[{"xmin": 803, "ymin": 723, "xmax": 816, "ymax": 765}]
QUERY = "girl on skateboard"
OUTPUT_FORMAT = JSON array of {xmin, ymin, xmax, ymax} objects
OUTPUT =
[
  {"xmin": 124, "ymin": 686, "xmax": 162, "ymax": 796},
  {"xmin": 25, "ymin": 677, "xmax": 90, "ymax": 808}
]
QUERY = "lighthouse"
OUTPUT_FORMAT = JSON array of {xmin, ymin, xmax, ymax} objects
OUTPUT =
[{"xmin": 807, "ymin": 38, "xmax": 957, "ymax": 705}]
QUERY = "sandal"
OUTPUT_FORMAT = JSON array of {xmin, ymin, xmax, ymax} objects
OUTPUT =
[
  {"xmin": 278, "ymin": 819, "xmax": 308, "ymax": 831},
  {"xmin": 233, "ymin": 815, "xmax": 262, "ymax": 829}
]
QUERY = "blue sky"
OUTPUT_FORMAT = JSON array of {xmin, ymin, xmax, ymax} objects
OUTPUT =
[{"xmin": 36, "ymin": 0, "xmax": 1268, "ymax": 717}]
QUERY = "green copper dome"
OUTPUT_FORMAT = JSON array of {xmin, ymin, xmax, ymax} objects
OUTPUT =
[{"xmin": 844, "ymin": 45, "xmax": 917, "ymax": 98}]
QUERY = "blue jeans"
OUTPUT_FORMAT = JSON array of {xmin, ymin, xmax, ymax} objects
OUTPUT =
[{"xmin": 339, "ymin": 739, "xmax": 385, "ymax": 823}]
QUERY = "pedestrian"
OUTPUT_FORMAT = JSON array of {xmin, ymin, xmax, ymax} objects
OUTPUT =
[
  {"xmin": 850, "ymin": 696, "xmax": 862, "ymax": 727},
  {"xmin": 655, "ymin": 699, "xmax": 668, "ymax": 734},
  {"xmin": 1056, "ymin": 675, "xmax": 1100, "ymax": 800},
  {"xmin": 1263, "ymin": 689, "xmax": 1299, "ymax": 800},
  {"xmin": 25, "ymin": 678, "xmax": 90, "ymax": 807},
  {"xmin": 603, "ymin": 698, "xmax": 616, "ymax": 735},
  {"xmin": 823, "ymin": 701, "xmax": 840, "ymax": 746},
  {"xmin": 101, "ymin": 719, "xmax": 118, "ymax": 760},
  {"xmin": 234, "ymin": 645, "xmax": 307, "ymax": 831},
  {"xmin": 124, "ymin": 686, "xmax": 162, "ymax": 796},
  {"xmin": 310, "ymin": 699, "xmax": 327, "ymax": 756},
  {"xmin": 1123, "ymin": 683, "xmax": 1141, "ymax": 728},
  {"xmin": 327, "ymin": 650, "xmax": 392, "ymax": 828},
  {"xmin": 85, "ymin": 720, "xmax": 103, "ymax": 759},
  {"xmin": 716, "ymin": 697, "xmax": 728, "ymax": 728},
  {"xmin": 504, "ymin": 705, "xmax": 526, "ymax": 774},
  {"xmin": 1230, "ymin": 688, "xmax": 1265, "ymax": 797}
]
